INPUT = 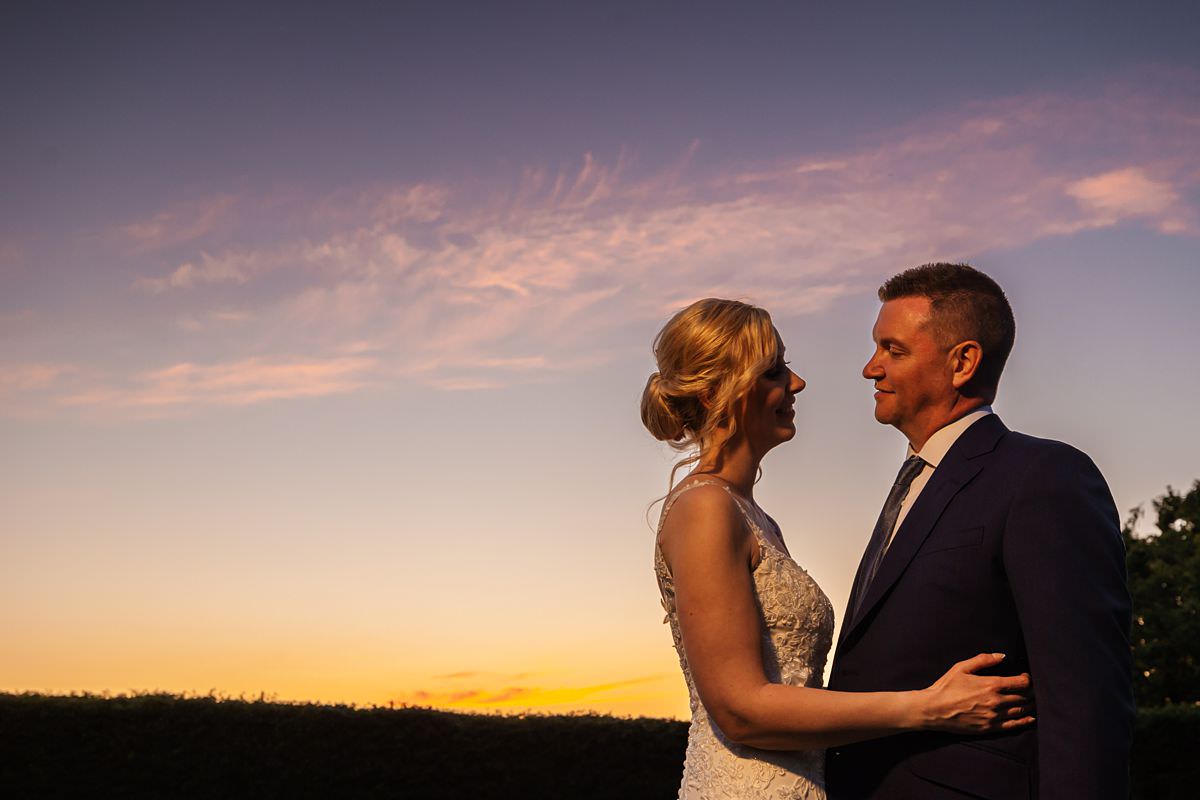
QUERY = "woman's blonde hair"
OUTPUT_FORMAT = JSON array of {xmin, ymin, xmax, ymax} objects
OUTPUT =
[{"xmin": 640, "ymin": 298, "xmax": 780, "ymax": 491}]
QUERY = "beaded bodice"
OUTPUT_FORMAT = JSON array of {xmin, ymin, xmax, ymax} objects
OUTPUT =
[{"xmin": 654, "ymin": 479, "xmax": 835, "ymax": 799}]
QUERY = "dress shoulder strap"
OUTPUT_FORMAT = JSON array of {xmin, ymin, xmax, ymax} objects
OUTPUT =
[{"xmin": 658, "ymin": 478, "xmax": 750, "ymax": 535}]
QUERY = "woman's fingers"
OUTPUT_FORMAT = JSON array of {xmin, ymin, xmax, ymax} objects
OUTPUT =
[
  {"xmin": 1000, "ymin": 715, "xmax": 1036, "ymax": 730},
  {"xmin": 995, "ymin": 691, "xmax": 1035, "ymax": 707},
  {"xmin": 955, "ymin": 652, "xmax": 1007, "ymax": 674},
  {"xmin": 995, "ymin": 698, "xmax": 1029, "ymax": 714},
  {"xmin": 933, "ymin": 658, "xmax": 1038, "ymax": 734},
  {"xmin": 995, "ymin": 672, "xmax": 1032, "ymax": 692}
]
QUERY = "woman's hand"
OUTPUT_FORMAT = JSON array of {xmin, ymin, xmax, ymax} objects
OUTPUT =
[{"xmin": 916, "ymin": 653, "xmax": 1035, "ymax": 734}]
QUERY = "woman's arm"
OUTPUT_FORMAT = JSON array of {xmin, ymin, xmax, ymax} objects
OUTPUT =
[{"xmin": 659, "ymin": 485, "xmax": 1033, "ymax": 751}]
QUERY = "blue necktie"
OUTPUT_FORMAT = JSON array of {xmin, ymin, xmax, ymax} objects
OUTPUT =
[{"xmin": 849, "ymin": 455, "xmax": 927, "ymax": 622}]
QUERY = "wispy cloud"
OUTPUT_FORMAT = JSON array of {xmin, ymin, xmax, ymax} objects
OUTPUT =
[
  {"xmin": 133, "ymin": 251, "xmax": 258, "ymax": 293},
  {"xmin": 1066, "ymin": 167, "xmax": 1187, "ymax": 233},
  {"xmin": 9, "ymin": 70, "xmax": 1197, "ymax": 416},
  {"xmin": 55, "ymin": 355, "xmax": 378, "ymax": 414},
  {"xmin": 394, "ymin": 674, "xmax": 665, "ymax": 711},
  {"xmin": 0, "ymin": 362, "xmax": 74, "ymax": 398},
  {"xmin": 117, "ymin": 193, "xmax": 239, "ymax": 251}
]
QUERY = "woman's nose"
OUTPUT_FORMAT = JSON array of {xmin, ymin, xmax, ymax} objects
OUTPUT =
[{"xmin": 791, "ymin": 371, "xmax": 806, "ymax": 393}]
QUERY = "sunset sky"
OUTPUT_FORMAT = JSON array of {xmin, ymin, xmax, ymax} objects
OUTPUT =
[{"xmin": 4, "ymin": 2, "xmax": 1199, "ymax": 719}]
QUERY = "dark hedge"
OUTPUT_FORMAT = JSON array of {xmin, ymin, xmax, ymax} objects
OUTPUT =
[
  {"xmin": 1130, "ymin": 704, "xmax": 1200, "ymax": 800},
  {"xmin": 2, "ymin": 693, "xmax": 1197, "ymax": 798},
  {"xmin": 0, "ymin": 693, "xmax": 686, "ymax": 799}
]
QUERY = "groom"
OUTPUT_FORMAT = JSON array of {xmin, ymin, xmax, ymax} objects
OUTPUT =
[{"xmin": 826, "ymin": 263, "xmax": 1134, "ymax": 799}]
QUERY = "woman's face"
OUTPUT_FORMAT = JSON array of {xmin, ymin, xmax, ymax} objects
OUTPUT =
[{"xmin": 739, "ymin": 342, "xmax": 806, "ymax": 455}]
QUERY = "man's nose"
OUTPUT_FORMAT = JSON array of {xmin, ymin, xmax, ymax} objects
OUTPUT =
[{"xmin": 862, "ymin": 354, "xmax": 882, "ymax": 380}]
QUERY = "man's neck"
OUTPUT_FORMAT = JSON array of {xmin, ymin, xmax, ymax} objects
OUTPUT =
[{"xmin": 902, "ymin": 397, "xmax": 988, "ymax": 452}]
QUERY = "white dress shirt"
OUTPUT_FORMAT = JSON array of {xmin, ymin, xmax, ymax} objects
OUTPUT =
[{"xmin": 884, "ymin": 406, "xmax": 993, "ymax": 550}]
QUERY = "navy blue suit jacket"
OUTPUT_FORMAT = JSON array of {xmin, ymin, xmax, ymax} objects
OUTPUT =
[{"xmin": 826, "ymin": 415, "xmax": 1134, "ymax": 799}]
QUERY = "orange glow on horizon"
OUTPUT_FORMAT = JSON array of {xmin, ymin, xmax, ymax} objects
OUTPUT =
[{"xmin": 390, "ymin": 673, "xmax": 688, "ymax": 718}]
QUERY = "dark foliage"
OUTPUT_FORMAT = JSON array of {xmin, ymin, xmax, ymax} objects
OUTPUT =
[
  {"xmin": 1130, "ymin": 704, "xmax": 1200, "ymax": 800},
  {"xmin": 0, "ymin": 693, "xmax": 686, "ymax": 799},
  {"xmin": 1123, "ymin": 480, "xmax": 1200, "ymax": 706}
]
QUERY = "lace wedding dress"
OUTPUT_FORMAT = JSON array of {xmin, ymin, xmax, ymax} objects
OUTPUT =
[{"xmin": 654, "ymin": 480, "xmax": 835, "ymax": 799}]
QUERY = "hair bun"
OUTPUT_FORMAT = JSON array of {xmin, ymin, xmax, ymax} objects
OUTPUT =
[{"xmin": 640, "ymin": 372, "xmax": 686, "ymax": 442}]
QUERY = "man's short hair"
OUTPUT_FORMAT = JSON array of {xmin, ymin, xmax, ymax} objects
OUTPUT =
[{"xmin": 879, "ymin": 262, "xmax": 1016, "ymax": 400}]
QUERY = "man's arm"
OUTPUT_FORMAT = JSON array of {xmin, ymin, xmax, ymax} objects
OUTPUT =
[{"xmin": 1004, "ymin": 443, "xmax": 1134, "ymax": 799}]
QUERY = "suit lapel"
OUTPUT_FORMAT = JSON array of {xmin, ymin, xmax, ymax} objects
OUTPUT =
[{"xmin": 837, "ymin": 414, "xmax": 1008, "ymax": 653}]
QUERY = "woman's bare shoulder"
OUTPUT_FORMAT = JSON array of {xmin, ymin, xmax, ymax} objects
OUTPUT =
[{"xmin": 659, "ymin": 481, "xmax": 750, "ymax": 563}]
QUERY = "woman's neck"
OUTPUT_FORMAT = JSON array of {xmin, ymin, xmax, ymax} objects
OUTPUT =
[{"xmin": 694, "ymin": 439, "xmax": 760, "ymax": 499}]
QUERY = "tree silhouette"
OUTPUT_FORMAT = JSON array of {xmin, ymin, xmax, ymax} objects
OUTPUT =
[{"xmin": 1123, "ymin": 480, "xmax": 1200, "ymax": 707}]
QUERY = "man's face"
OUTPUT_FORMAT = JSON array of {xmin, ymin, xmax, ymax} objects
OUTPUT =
[{"xmin": 863, "ymin": 296, "xmax": 955, "ymax": 443}]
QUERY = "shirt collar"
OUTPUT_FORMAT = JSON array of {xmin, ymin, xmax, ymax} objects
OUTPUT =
[{"xmin": 906, "ymin": 406, "xmax": 993, "ymax": 467}]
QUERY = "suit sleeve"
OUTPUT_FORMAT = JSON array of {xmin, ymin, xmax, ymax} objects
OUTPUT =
[{"xmin": 1003, "ymin": 444, "xmax": 1134, "ymax": 800}]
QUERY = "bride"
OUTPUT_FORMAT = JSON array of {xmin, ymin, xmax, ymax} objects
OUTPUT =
[{"xmin": 642, "ymin": 299, "xmax": 1034, "ymax": 799}]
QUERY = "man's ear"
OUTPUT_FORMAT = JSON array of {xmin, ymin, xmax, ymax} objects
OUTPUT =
[{"xmin": 950, "ymin": 340, "xmax": 982, "ymax": 390}]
